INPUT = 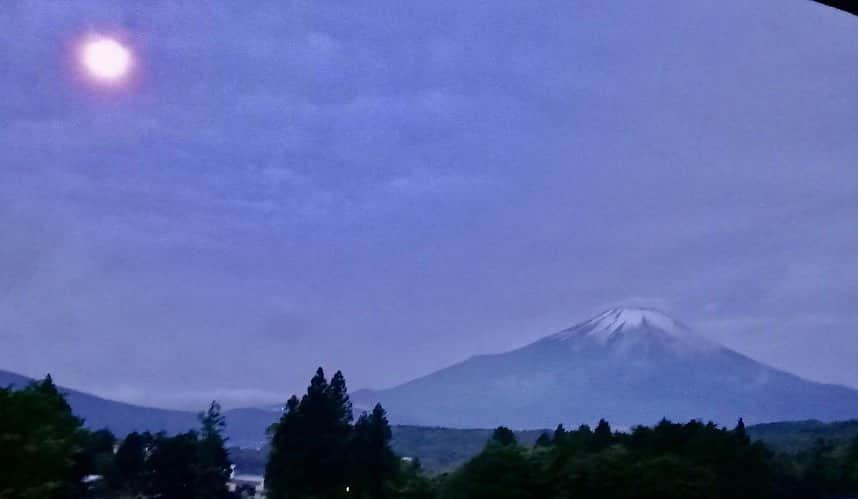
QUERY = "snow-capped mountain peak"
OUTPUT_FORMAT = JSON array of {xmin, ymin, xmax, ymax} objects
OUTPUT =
[
  {"xmin": 585, "ymin": 307, "xmax": 685, "ymax": 337},
  {"xmin": 548, "ymin": 307, "xmax": 709, "ymax": 350},
  {"xmin": 356, "ymin": 306, "xmax": 858, "ymax": 429}
]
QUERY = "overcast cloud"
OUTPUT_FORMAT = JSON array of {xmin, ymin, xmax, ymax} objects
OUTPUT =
[{"xmin": 1, "ymin": 0, "xmax": 856, "ymax": 409}]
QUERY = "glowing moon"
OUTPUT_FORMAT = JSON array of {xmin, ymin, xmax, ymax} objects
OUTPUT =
[{"xmin": 81, "ymin": 38, "xmax": 132, "ymax": 82}]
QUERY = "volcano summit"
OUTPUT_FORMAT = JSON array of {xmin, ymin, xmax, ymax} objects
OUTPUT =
[{"xmin": 353, "ymin": 307, "xmax": 858, "ymax": 428}]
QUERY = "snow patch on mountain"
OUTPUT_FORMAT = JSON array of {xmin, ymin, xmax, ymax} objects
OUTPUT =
[{"xmin": 549, "ymin": 307, "xmax": 717, "ymax": 353}]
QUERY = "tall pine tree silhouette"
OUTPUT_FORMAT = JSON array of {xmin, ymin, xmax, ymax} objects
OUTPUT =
[
  {"xmin": 349, "ymin": 404, "xmax": 398, "ymax": 499},
  {"xmin": 265, "ymin": 396, "xmax": 303, "ymax": 499},
  {"xmin": 196, "ymin": 401, "xmax": 231, "ymax": 499},
  {"xmin": 266, "ymin": 368, "xmax": 355, "ymax": 499}
]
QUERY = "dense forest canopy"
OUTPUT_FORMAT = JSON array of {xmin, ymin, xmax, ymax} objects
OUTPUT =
[
  {"xmin": 2, "ymin": 371, "xmax": 858, "ymax": 498},
  {"xmin": 1, "ymin": 378, "xmax": 232, "ymax": 499}
]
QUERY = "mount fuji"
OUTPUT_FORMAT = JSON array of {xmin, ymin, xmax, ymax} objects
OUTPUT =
[{"xmin": 352, "ymin": 307, "xmax": 858, "ymax": 428}]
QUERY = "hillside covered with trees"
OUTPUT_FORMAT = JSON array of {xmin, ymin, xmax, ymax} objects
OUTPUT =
[
  {"xmin": 1, "ymin": 376, "xmax": 232, "ymax": 499},
  {"xmin": 3, "ymin": 370, "xmax": 858, "ymax": 498}
]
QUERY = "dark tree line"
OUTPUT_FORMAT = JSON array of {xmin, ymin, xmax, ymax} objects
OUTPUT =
[
  {"xmin": 4, "ymin": 371, "xmax": 858, "ymax": 499},
  {"xmin": 435, "ymin": 418, "xmax": 858, "ymax": 499},
  {"xmin": 262, "ymin": 368, "xmax": 858, "ymax": 499},
  {"xmin": 90, "ymin": 402, "xmax": 232, "ymax": 499},
  {"xmin": 265, "ymin": 367, "xmax": 429, "ymax": 499},
  {"xmin": 0, "ymin": 376, "xmax": 232, "ymax": 499}
]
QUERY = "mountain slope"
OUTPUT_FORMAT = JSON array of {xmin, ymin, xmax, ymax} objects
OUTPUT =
[
  {"xmin": 1, "ymin": 369, "xmax": 199, "ymax": 435},
  {"xmin": 353, "ymin": 307, "xmax": 858, "ymax": 428},
  {"xmin": 0, "ymin": 370, "xmax": 275, "ymax": 446},
  {"xmin": 5, "ymin": 307, "xmax": 856, "ymax": 440}
]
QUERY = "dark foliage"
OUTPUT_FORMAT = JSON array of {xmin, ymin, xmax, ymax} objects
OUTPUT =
[
  {"xmin": 5, "ymin": 372, "xmax": 858, "ymax": 499},
  {"xmin": 196, "ymin": 401, "xmax": 233, "ymax": 499},
  {"xmin": 437, "ymin": 417, "xmax": 858, "ymax": 499},
  {"xmin": 0, "ymin": 375, "xmax": 87, "ymax": 498},
  {"xmin": 0, "ymin": 376, "xmax": 232, "ymax": 499},
  {"xmin": 349, "ymin": 404, "xmax": 400, "ymax": 498},
  {"xmin": 266, "ymin": 368, "xmax": 430, "ymax": 499},
  {"xmin": 113, "ymin": 431, "xmax": 153, "ymax": 493},
  {"xmin": 490, "ymin": 426, "xmax": 518, "ymax": 447},
  {"xmin": 266, "ymin": 367, "xmax": 356, "ymax": 499}
]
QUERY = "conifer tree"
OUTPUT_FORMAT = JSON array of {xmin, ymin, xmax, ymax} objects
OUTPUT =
[
  {"xmin": 196, "ymin": 401, "xmax": 231, "ymax": 499},
  {"xmin": 328, "ymin": 370, "xmax": 354, "ymax": 428},
  {"xmin": 593, "ymin": 419, "xmax": 613, "ymax": 449},
  {"xmin": 734, "ymin": 417, "xmax": 749, "ymax": 444},
  {"xmin": 266, "ymin": 396, "xmax": 303, "ymax": 499},
  {"xmin": 326, "ymin": 370, "xmax": 355, "ymax": 492},
  {"xmin": 266, "ymin": 367, "xmax": 355, "ymax": 499},
  {"xmin": 349, "ymin": 404, "xmax": 398, "ymax": 499}
]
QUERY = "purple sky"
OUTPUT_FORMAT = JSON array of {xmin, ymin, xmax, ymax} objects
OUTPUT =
[{"xmin": 1, "ymin": 0, "xmax": 856, "ymax": 410}]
